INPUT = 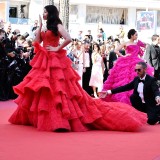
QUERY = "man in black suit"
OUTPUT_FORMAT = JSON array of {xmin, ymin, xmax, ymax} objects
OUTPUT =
[
  {"xmin": 99, "ymin": 61, "xmax": 160, "ymax": 125},
  {"xmin": 108, "ymin": 50, "xmax": 117, "ymax": 70},
  {"xmin": 82, "ymin": 42, "xmax": 93, "ymax": 96},
  {"xmin": 145, "ymin": 34, "xmax": 160, "ymax": 80},
  {"xmin": 0, "ymin": 29, "xmax": 10, "ymax": 100}
]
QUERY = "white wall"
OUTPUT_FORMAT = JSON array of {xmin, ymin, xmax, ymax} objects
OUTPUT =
[
  {"xmin": 7, "ymin": 0, "xmax": 160, "ymax": 42},
  {"xmin": 28, "ymin": 0, "xmax": 43, "ymax": 21}
]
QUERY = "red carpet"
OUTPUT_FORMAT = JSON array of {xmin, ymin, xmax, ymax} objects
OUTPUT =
[{"xmin": 0, "ymin": 100, "xmax": 160, "ymax": 160}]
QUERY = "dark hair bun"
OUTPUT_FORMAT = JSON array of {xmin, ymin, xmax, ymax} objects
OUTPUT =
[{"xmin": 127, "ymin": 29, "xmax": 136, "ymax": 39}]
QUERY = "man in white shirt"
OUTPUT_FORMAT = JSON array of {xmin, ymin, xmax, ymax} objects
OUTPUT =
[{"xmin": 100, "ymin": 61, "xmax": 160, "ymax": 125}]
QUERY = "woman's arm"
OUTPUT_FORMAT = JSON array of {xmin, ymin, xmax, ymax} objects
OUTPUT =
[
  {"xmin": 33, "ymin": 15, "xmax": 42, "ymax": 43},
  {"xmin": 92, "ymin": 53, "xmax": 97, "ymax": 64},
  {"xmin": 101, "ymin": 58, "xmax": 105, "ymax": 74},
  {"xmin": 114, "ymin": 43, "xmax": 126, "ymax": 57},
  {"xmin": 45, "ymin": 24, "xmax": 72, "ymax": 52},
  {"xmin": 72, "ymin": 48, "xmax": 78, "ymax": 58},
  {"xmin": 57, "ymin": 24, "xmax": 72, "ymax": 51}
]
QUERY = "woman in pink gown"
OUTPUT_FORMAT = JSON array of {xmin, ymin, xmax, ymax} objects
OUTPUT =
[
  {"xmin": 9, "ymin": 5, "xmax": 147, "ymax": 132},
  {"xmin": 103, "ymin": 29, "xmax": 154, "ymax": 105}
]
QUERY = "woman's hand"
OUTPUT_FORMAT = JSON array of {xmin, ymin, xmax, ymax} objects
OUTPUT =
[
  {"xmin": 23, "ymin": 52, "xmax": 30, "ymax": 58},
  {"xmin": 123, "ymin": 53, "xmax": 131, "ymax": 57},
  {"xmin": 98, "ymin": 91, "xmax": 108, "ymax": 98},
  {"xmin": 45, "ymin": 45, "xmax": 59, "ymax": 52}
]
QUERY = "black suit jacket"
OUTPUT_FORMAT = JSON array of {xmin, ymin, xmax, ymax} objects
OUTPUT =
[
  {"xmin": 108, "ymin": 49, "xmax": 125, "ymax": 69},
  {"xmin": 111, "ymin": 74, "xmax": 160, "ymax": 106},
  {"xmin": 108, "ymin": 51, "xmax": 117, "ymax": 69}
]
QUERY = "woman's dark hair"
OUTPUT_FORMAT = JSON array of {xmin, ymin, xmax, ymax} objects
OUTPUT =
[
  {"xmin": 44, "ymin": 5, "xmax": 62, "ymax": 36},
  {"xmin": 93, "ymin": 43, "xmax": 100, "ymax": 52},
  {"xmin": 127, "ymin": 29, "xmax": 137, "ymax": 39},
  {"xmin": 99, "ymin": 28, "xmax": 104, "ymax": 32},
  {"xmin": 114, "ymin": 38, "xmax": 120, "ymax": 43}
]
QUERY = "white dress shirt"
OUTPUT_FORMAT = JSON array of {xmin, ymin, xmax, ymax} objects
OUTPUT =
[
  {"xmin": 137, "ymin": 75, "xmax": 146, "ymax": 103},
  {"xmin": 83, "ymin": 52, "xmax": 90, "ymax": 68}
]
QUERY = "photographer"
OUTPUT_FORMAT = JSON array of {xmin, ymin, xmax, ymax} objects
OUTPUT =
[
  {"xmin": 0, "ymin": 29, "xmax": 32, "ymax": 100},
  {"xmin": 0, "ymin": 29, "xmax": 10, "ymax": 100},
  {"xmin": 17, "ymin": 37, "xmax": 34, "ymax": 77},
  {"xmin": 8, "ymin": 33, "xmax": 32, "ymax": 99},
  {"xmin": 4, "ymin": 31, "xmax": 31, "ymax": 99},
  {"xmin": 5, "ymin": 29, "xmax": 21, "ymax": 58},
  {"xmin": 2, "ymin": 30, "xmax": 22, "ymax": 99}
]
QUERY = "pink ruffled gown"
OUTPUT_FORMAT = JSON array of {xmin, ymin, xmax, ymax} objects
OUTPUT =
[
  {"xmin": 8, "ymin": 31, "xmax": 147, "ymax": 132},
  {"xmin": 103, "ymin": 40, "xmax": 154, "ymax": 105}
]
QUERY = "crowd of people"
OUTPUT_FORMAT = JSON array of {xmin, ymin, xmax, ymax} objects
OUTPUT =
[
  {"xmin": 66, "ymin": 27, "xmax": 160, "ymax": 100},
  {"xmin": 0, "ymin": 23, "xmax": 34, "ymax": 101},
  {"xmin": 64, "ymin": 25, "xmax": 160, "ymax": 126},
  {"xmin": 1, "ymin": 5, "xmax": 160, "ymax": 132},
  {"xmin": 66, "ymin": 27, "xmax": 126, "ymax": 97}
]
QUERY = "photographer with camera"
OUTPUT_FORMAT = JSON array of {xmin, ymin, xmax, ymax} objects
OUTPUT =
[
  {"xmin": 8, "ymin": 32, "xmax": 32, "ymax": 99},
  {"xmin": 5, "ymin": 29, "xmax": 21, "ymax": 58},
  {"xmin": 2, "ymin": 29, "xmax": 23, "ymax": 99},
  {"xmin": 0, "ymin": 28, "xmax": 32, "ymax": 100},
  {"xmin": 16, "ymin": 35, "xmax": 33, "ymax": 78},
  {"xmin": 3, "ymin": 30, "xmax": 31, "ymax": 99},
  {"xmin": 0, "ymin": 29, "xmax": 10, "ymax": 100}
]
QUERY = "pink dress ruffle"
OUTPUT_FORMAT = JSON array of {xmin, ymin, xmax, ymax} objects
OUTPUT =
[{"xmin": 103, "ymin": 40, "xmax": 154, "ymax": 105}]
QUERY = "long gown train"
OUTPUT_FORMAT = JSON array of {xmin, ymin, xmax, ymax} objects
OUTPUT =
[{"xmin": 9, "ymin": 31, "xmax": 147, "ymax": 132}]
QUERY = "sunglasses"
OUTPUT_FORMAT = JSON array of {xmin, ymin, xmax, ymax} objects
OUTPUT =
[{"xmin": 135, "ymin": 69, "xmax": 142, "ymax": 72}]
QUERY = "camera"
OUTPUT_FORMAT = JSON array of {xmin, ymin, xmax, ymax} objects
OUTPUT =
[
  {"xmin": 12, "ymin": 31, "xmax": 21, "ymax": 37},
  {"xmin": 15, "ymin": 46, "xmax": 24, "ymax": 55},
  {"xmin": 22, "ymin": 32, "xmax": 29, "ymax": 39}
]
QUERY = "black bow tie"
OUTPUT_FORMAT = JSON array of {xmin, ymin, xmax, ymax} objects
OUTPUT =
[{"xmin": 138, "ymin": 79, "xmax": 145, "ymax": 83}]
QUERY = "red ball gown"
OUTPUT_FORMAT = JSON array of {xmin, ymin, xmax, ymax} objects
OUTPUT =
[{"xmin": 9, "ymin": 31, "xmax": 147, "ymax": 132}]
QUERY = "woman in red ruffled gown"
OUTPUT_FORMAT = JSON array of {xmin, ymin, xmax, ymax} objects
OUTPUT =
[{"xmin": 9, "ymin": 5, "xmax": 147, "ymax": 132}]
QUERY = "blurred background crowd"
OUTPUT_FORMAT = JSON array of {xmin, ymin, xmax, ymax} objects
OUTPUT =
[{"xmin": 0, "ymin": 20, "xmax": 160, "ymax": 100}]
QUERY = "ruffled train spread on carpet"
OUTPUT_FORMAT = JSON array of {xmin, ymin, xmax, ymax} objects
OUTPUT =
[{"xmin": 9, "ymin": 42, "xmax": 147, "ymax": 132}]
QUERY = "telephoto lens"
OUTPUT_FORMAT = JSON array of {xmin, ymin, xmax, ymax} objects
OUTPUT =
[{"xmin": 22, "ymin": 32, "xmax": 29, "ymax": 39}]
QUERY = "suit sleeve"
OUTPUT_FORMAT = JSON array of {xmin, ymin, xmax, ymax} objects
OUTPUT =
[
  {"xmin": 151, "ymin": 78, "xmax": 160, "ymax": 97},
  {"xmin": 4, "ymin": 38, "xmax": 14, "ymax": 54},
  {"xmin": 111, "ymin": 79, "xmax": 135, "ymax": 94},
  {"xmin": 145, "ymin": 45, "xmax": 153, "ymax": 66}
]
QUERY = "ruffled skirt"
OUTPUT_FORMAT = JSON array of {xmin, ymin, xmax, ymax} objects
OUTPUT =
[{"xmin": 9, "ymin": 43, "xmax": 147, "ymax": 132}]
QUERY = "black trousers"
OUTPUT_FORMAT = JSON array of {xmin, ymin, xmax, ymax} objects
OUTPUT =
[
  {"xmin": 154, "ymin": 67, "xmax": 160, "ymax": 80},
  {"xmin": 82, "ymin": 67, "xmax": 93, "ymax": 96},
  {"xmin": 130, "ymin": 94, "xmax": 160, "ymax": 125}
]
